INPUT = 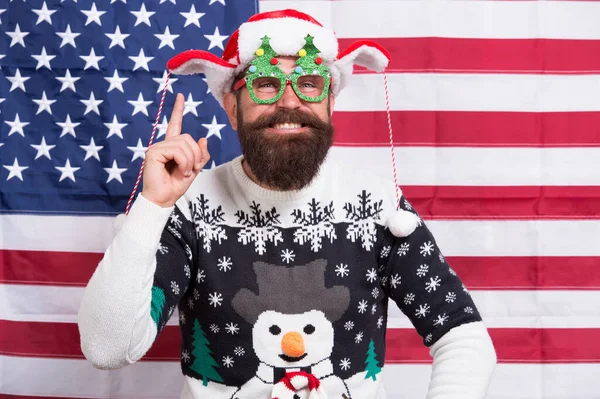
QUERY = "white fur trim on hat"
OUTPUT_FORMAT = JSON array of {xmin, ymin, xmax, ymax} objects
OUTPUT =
[{"xmin": 237, "ymin": 17, "xmax": 338, "ymax": 65}]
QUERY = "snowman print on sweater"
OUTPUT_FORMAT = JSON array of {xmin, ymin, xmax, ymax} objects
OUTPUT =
[{"xmin": 230, "ymin": 259, "xmax": 352, "ymax": 399}]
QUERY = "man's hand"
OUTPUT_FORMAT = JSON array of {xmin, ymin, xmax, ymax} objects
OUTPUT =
[{"xmin": 141, "ymin": 93, "xmax": 210, "ymax": 208}]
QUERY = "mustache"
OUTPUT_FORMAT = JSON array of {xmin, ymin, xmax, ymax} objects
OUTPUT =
[{"xmin": 244, "ymin": 108, "xmax": 331, "ymax": 130}]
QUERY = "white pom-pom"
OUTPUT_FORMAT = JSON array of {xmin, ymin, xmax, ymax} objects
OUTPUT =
[
  {"xmin": 113, "ymin": 213, "xmax": 127, "ymax": 234},
  {"xmin": 388, "ymin": 209, "xmax": 419, "ymax": 237}
]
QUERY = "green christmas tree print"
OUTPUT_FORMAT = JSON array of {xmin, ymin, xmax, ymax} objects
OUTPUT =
[
  {"xmin": 190, "ymin": 319, "xmax": 224, "ymax": 386},
  {"xmin": 294, "ymin": 34, "xmax": 328, "ymax": 76},
  {"xmin": 364, "ymin": 339, "xmax": 382, "ymax": 381},
  {"xmin": 247, "ymin": 35, "xmax": 281, "ymax": 79},
  {"xmin": 150, "ymin": 286, "xmax": 165, "ymax": 328}
]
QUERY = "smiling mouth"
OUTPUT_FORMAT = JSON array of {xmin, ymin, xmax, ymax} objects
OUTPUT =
[
  {"xmin": 279, "ymin": 353, "xmax": 308, "ymax": 362},
  {"xmin": 268, "ymin": 122, "xmax": 307, "ymax": 130}
]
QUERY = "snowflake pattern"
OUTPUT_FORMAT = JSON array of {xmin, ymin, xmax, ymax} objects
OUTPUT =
[
  {"xmin": 222, "ymin": 356, "xmax": 234, "ymax": 368},
  {"xmin": 439, "ymin": 252, "xmax": 446, "ymax": 263},
  {"xmin": 340, "ymin": 358, "xmax": 351, "ymax": 371},
  {"xmin": 355, "ymin": 331, "xmax": 364, "ymax": 343},
  {"xmin": 158, "ymin": 243, "xmax": 168, "ymax": 255},
  {"xmin": 209, "ymin": 324, "xmax": 220, "ymax": 333},
  {"xmin": 448, "ymin": 267, "xmax": 457, "ymax": 276},
  {"xmin": 208, "ymin": 292, "xmax": 223, "ymax": 307},
  {"xmin": 424, "ymin": 334, "xmax": 433, "ymax": 344},
  {"xmin": 184, "ymin": 264, "xmax": 191, "ymax": 279},
  {"xmin": 420, "ymin": 241, "xmax": 435, "ymax": 257},
  {"xmin": 193, "ymin": 289, "xmax": 200, "ymax": 301},
  {"xmin": 235, "ymin": 202, "xmax": 283, "ymax": 255},
  {"xmin": 167, "ymin": 226, "xmax": 182, "ymax": 240},
  {"xmin": 170, "ymin": 213, "xmax": 182, "ymax": 229},
  {"xmin": 344, "ymin": 321, "xmax": 355, "ymax": 331},
  {"xmin": 380, "ymin": 276, "xmax": 388, "ymax": 287},
  {"xmin": 464, "ymin": 306, "xmax": 474, "ymax": 314},
  {"xmin": 197, "ymin": 269, "xmax": 206, "ymax": 283},
  {"xmin": 187, "ymin": 297, "xmax": 194, "ymax": 310},
  {"xmin": 181, "ymin": 349, "xmax": 190, "ymax": 363},
  {"xmin": 234, "ymin": 347, "xmax": 245, "ymax": 356},
  {"xmin": 377, "ymin": 316, "xmax": 384, "ymax": 329},
  {"xmin": 292, "ymin": 199, "xmax": 337, "ymax": 252},
  {"xmin": 179, "ymin": 311, "xmax": 186, "ymax": 325},
  {"xmin": 404, "ymin": 293, "xmax": 415, "ymax": 305},
  {"xmin": 425, "ymin": 276, "xmax": 442, "ymax": 292},
  {"xmin": 403, "ymin": 199, "xmax": 412, "ymax": 210},
  {"xmin": 185, "ymin": 245, "xmax": 193, "ymax": 261},
  {"xmin": 397, "ymin": 242, "xmax": 410, "ymax": 256},
  {"xmin": 445, "ymin": 292, "xmax": 457, "ymax": 303},
  {"xmin": 433, "ymin": 313, "xmax": 449, "ymax": 327},
  {"xmin": 415, "ymin": 303, "xmax": 430, "ymax": 318},
  {"xmin": 225, "ymin": 322, "xmax": 240, "ymax": 335},
  {"xmin": 281, "ymin": 249, "xmax": 295, "ymax": 264},
  {"xmin": 168, "ymin": 305, "xmax": 175, "ymax": 318},
  {"xmin": 372, "ymin": 288, "xmax": 380, "ymax": 299},
  {"xmin": 343, "ymin": 191, "xmax": 383, "ymax": 251},
  {"xmin": 357, "ymin": 300, "xmax": 368, "ymax": 314},
  {"xmin": 380, "ymin": 245, "xmax": 391, "ymax": 258},
  {"xmin": 371, "ymin": 303, "xmax": 377, "ymax": 314},
  {"xmin": 171, "ymin": 281, "xmax": 180, "ymax": 295},
  {"xmin": 335, "ymin": 264, "xmax": 349, "ymax": 277},
  {"xmin": 191, "ymin": 194, "xmax": 227, "ymax": 253},
  {"xmin": 416, "ymin": 264, "xmax": 429, "ymax": 277},
  {"xmin": 366, "ymin": 268, "xmax": 378, "ymax": 283},
  {"xmin": 217, "ymin": 256, "xmax": 232, "ymax": 272},
  {"xmin": 390, "ymin": 274, "xmax": 401, "ymax": 289}
]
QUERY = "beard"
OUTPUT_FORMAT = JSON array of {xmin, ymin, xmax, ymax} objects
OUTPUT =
[{"xmin": 236, "ymin": 102, "xmax": 334, "ymax": 191}]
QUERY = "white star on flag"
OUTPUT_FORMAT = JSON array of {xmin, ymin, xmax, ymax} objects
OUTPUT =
[
  {"xmin": 56, "ymin": 25, "xmax": 80, "ymax": 48},
  {"xmin": 33, "ymin": 91, "xmax": 56, "ymax": 115},
  {"xmin": 105, "ymin": 70, "xmax": 128, "ymax": 93},
  {"xmin": 105, "ymin": 26, "xmax": 129, "ymax": 49},
  {"xmin": 157, "ymin": 116, "xmax": 169, "ymax": 138},
  {"xmin": 180, "ymin": 5, "xmax": 205, "ymax": 28},
  {"xmin": 80, "ymin": 137, "xmax": 104, "ymax": 161},
  {"xmin": 81, "ymin": 3, "xmax": 106, "ymax": 26},
  {"xmin": 153, "ymin": 71, "xmax": 178, "ymax": 93},
  {"xmin": 81, "ymin": 92, "xmax": 103, "ymax": 115},
  {"xmin": 203, "ymin": 116, "xmax": 226, "ymax": 140},
  {"xmin": 128, "ymin": 93, "xmax": 153, "ymax": 116},
  {"xmin": 7, "ymin": 68, "xmax": 30, "ymax": 92},
  {"xmin": 155, "ymin": 26, "xmax": 179, "ymax": 49},
  {"xmin": 57, "ymin": 69, "xmax": 80, "ymax": 92},
  {"xmin": 32, "ymin": 2, "xmax": 57, "ymax": 25},
  {"xmin": 105, "ymin": 115, "xmax": 128, "ymax": 139},
  {"xmin": 32, "ymin": 46, "xmax": 56, "ymax": 70},
  {"xmin": 184, "ymin": 93, "xmax": 202, "ymax": 116},
  {"xmin": 3, "ymin": 158, "xmax": 28, "ymax": 181},
  {"xmin": 209, "ymin": 0, "xmax": 226, "ymax": 5},
  {"xmin": 55, "ymin": 159, "xmax": 80, "ymax": 182},
  {"xmin": 57, "ymin": 115, "xmax": 80, "ymax": 138},
  {"xmin": 104, "ymin": 160, "xmax": 128, "ymax": 183},
  {"xmin": 129, "ymin": 48, "xmax": 153, "ymax": 71},
  {"xmin": 204, "ymin": 26, "xmax": 229, "ymax": 50},
  {"xmin": 5, "ymin": 114, "xmax": 29, "ymax": 137},
  {"xmin": 131, "ymin": 3, "xmax": 155, "ymax": 27},
  {"xmin": 80, "ymin": 48, "xmax": 104, "ymax": 70},
  {"xmin": 31, "ymin": 137, "xmax": 56, "ymax": 160},
  {"xmin": 127, "ymin": 139, "xmax": 148, "ymax": 161},
  {"xmin": 7, "ymin": 24, "xmax": 29, "ymax": 47}
]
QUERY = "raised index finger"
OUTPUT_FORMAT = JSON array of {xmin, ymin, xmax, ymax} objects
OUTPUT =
[{"xmin": 165, "ymin": 93, "xmax": 184, "ymax": 139}]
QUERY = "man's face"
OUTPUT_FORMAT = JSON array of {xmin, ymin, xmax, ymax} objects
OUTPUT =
[{"xmin": 224, "ymin": 57, "xmax": 335, "ymax": 191}]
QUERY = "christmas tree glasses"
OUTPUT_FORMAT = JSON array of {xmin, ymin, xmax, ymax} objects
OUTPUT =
[{"xmin": 232, "ymin": 34, "xmax": 331, "ymax": 104}]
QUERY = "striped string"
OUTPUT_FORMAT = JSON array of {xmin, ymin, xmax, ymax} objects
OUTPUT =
[
  {"xmin": 383, "ymin": 69, "xmax": 401, "ymax": 210},
  {"xmin": 125, "ymin": 70, "xmax": 171, "ymax": 215}
]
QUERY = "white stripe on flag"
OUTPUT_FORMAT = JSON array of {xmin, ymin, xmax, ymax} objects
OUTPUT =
[
  {"xmin": 260, "ymin": 0, "xmax": 600, "ymax": 40},
  {"xmin": 335, "ymin": 73, "xmax": 600, "ymax": 112},
  {"xmin": 3, "ymin": 284, "xmax": 600, "ymax": 328}
]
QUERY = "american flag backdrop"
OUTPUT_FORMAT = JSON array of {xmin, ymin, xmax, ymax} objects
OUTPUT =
[{"xmin": 1, "ymin": 0, "xmax": 600, "ymax": 398}]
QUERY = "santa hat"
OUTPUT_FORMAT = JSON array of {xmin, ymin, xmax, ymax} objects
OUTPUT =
[{"xmin": 166, "ymin": 8, "xmax": 391, "ymax": 107}]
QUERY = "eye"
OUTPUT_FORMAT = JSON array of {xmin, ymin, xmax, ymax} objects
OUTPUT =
[
  {"xmin": 303, "ymin": 324, "xmax": 315, "ymax": 334},
  {"xmin": 269, "ymin": 325, "xmax": 281, "ymax": 335}
]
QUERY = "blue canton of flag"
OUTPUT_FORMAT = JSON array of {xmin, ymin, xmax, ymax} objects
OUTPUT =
[{"xmin": 0, "ymin": 0, "xmax": 258, "ymax": 215}]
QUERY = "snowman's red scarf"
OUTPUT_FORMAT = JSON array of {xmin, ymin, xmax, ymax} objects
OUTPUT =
[{"xmin": 272, "ymin": 371, "xmax": 327, "ymax": 399}]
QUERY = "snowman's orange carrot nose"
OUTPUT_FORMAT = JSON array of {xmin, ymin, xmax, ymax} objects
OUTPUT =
[{"xmin": 281, "ymin": 331, "xmax": 305, "ymax": 357}]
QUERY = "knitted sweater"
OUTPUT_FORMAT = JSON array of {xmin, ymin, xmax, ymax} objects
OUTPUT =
[{"xmin": 78, "ymin": 155, "xmax": 496, "ymax": 399}]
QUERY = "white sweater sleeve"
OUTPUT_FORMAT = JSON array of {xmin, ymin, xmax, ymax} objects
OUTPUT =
[
  {"xmin": 77, "ymin": 194, "xmax": 175, "ymax": 370},
  {"xmin": 425, "ymin": 321, "xmax": 497, "ymax": 399}
]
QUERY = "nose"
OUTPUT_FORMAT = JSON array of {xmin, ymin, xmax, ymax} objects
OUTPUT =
[
  {"xmin": 281, "ymin": 331, "xmax": 305, "ymax": 357},
  {"xmin": 275, "ymin": 81, "xmax": 302, "ymax": 109}
]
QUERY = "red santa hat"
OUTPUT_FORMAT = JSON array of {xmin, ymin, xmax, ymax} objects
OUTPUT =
[{"xmin": 166, "ymin": 8, "xmax": 391, "ymax": 107}]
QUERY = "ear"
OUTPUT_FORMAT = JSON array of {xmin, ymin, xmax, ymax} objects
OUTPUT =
[
  {"xmin": 223, "ymin": 92, "xmax": 238, "ymax": 130},
  {"xmin": 328, "ymin": 93, "xmax": 335, "ymax": 117}
]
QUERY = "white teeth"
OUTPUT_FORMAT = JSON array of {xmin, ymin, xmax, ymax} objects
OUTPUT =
[{"xmin": 273, "ymin": 123, "xmax": 301, "ymax": 130}]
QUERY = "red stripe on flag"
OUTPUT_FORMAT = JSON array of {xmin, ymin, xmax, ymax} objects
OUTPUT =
[
  {"xmin": 338, "ymin": 38, "xmax": 600, "ymax": 74},
  {"xmin": 402, "ymin": 186, "xmax": 600, "ymax": 220},
  {"xmin": 1, "ymin": 320, "xmax": 598, "ymax": 363},
  {"xmin": 332, "ymin": 111, "xmax": 600, "ymax": 147}
]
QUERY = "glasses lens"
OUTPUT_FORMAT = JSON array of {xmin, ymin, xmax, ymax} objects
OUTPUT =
[
  {"xmin": 295, "ymin": 75, "xmax": 326, "ymax": 99},
  {"xmin": 251, "ymin": 77, "xmax": 283, "ymax": 101}
]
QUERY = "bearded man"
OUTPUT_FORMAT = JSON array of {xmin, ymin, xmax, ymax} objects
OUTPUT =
[{"xmin": 78, "ymin": 9, "xmax": 496, "ymax": 399}]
